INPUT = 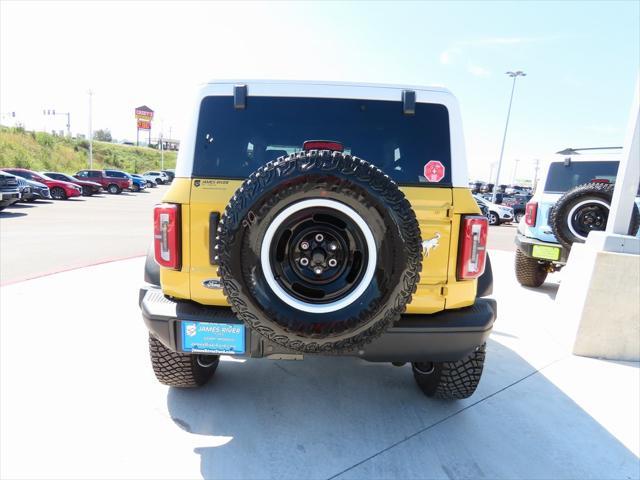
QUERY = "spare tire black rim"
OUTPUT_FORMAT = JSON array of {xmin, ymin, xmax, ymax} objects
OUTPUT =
[
  {"xmin": 568, "ymin": 199, "xmax": 609, "ymax": 240},
  {"xmin": 261, "ymin": 198, "xmax": 376, "ymax": 314}
]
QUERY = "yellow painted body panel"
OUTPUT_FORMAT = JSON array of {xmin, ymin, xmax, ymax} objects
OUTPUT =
[
  {"xmin": 399, "ymin": 186, "xmax": 451, "ymax": 313},
  {"xmin": 189, "ymin": 179, "xmax": 242, "ymax": 305},
  {"xmin": 159, "ymin": 179, "xmax": 481, "ymax": 313}
]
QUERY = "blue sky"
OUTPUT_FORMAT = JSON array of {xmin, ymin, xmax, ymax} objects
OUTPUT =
[{"xmin": 1, "ymin": 1, "xmax": 638, "ymax": 182}]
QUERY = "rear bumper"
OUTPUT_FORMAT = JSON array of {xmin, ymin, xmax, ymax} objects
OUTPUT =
[
  {"xmin": 139, "ymin": 286, "xmax": 496, "ymax": 362},
  {"xmin": 515, "ymin": 233, "xmax": 569, "ymax": 263}
]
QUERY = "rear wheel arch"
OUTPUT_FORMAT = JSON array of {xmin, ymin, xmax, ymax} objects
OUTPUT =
[
  {"xmin": 144, "ymin": 243, "xmax": 160, "ymax": 286},
  {"xmin": 476, "ymin": 254, "xmax": 493, "ymax": 297}
]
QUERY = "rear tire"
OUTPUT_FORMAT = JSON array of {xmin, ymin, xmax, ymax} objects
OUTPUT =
[
  {"xmin": 132, "ymin": 183, "xmax": 140, "ymax": 192},
  {"xmin": 148, "ymin": 335, "xmax": 219, "ymax": 387},
  {"xmin": 515, "ymin": 211, "xmax": 524, "ymax": 223},
  {"xmin": 412, "ymin": 344, "xmax": 486, "ymax": 400},
  {"xmin": 51, "ymin": 187, "xmax": 67, "ymax": 200},
  {"xmin": 515, "ymin": 249, "xmax": 548, "ymax": 287}
]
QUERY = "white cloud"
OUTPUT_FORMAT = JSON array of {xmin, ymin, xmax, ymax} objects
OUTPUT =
[
  {"xmin": 470, "ymin": 36, "xmax": 543, "ymax": 46},
  {"xmin": 468, "ymin": 64, "xmax": 491, "ymax": 77},
  {"xmin": 439, "ymin": 47, "xmax": 461, "ymax": 65}
]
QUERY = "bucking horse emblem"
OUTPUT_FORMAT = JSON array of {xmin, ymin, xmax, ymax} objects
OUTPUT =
[{"xmin": 421, "ymin": 232, "xmax": 441, "ymax": 257}]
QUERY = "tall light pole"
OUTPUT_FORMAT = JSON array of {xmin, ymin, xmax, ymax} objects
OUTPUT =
[
  {"xmin": 493, "ymin": 70, "xmax": 526, "ymax": 203},
  {"xmin": 532, "ymin": 158, "xmax": 541, "ymax": 192},
  {"xmin": 511, "ymin": 158, "xmax": 520, "ymax": 184},
  {"xmin": 488, "ymin": 162, "xmax": 497, "ymax": 183},
  {"xmin": 160, "ymin": 118, "xmax": 164, "ymax": 170},
  {"xmin": 88, "ymin": 90, "xmax": 93, "ymax": 168}
]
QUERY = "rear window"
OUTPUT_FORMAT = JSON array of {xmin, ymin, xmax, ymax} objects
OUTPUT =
[
  {"xmin": 193, "ymin": 96, "xmax": 452, "ymax": 186},
  {"xmin": 544, "ymin": 161, "xmax": 619, "ymax": 193}
]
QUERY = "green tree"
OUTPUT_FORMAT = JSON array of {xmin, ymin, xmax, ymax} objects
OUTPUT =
[{"xmin": 94, "ymin": 129, "xmax": 112, "ymax": 142}]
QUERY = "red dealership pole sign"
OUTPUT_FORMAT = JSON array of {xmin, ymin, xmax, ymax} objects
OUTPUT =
[{"xmin": 135, "ymin": 105, "xmax": 154, "ymax": 146}]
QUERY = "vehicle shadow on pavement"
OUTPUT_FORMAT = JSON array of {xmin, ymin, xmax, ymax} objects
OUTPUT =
[
  {"xmin": 0, "ymin": 211, "xmax": 28, "ymax": 218},
  {"xmin": 522, "ymin": 282, "xmax": 560, "ymax": 300},
  {"xmin": 6, "ymin": 203, "xmax": 36, "ymax": 209},
  {"xmin": 166, "ymin": 339, "xmax": 638, "ymax": 480}
]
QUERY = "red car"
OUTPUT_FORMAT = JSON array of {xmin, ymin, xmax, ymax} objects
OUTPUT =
[
  {"xmin": 75, "ymin": 169, "xmax": 132, "ymax": 194},
  {"xmin": 1, "ymin": 168, "xmax": 82, "ymax": 200},
  {"xmin": 42, "ymin": 171, "xmax": 102, "ymax": 196}
]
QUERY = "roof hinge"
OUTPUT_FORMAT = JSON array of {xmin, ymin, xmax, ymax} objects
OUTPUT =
[
  {"xmin": 234, "ymin": 84, "xmax": 247, "ymax": 110},
  {"xmin": 402, "ymin": 90, "xmax": 416, "ymax": 115}
]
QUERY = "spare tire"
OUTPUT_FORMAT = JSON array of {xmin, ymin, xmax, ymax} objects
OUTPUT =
[
  {"xmin": 216, "ymin": 150, "xmax": 422, "ymax": 353},
  {"xmin": 550, "ymin": 182, "xmax": 640, "ymax": 249}
]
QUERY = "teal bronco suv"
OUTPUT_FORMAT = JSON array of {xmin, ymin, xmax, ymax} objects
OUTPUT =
[{"xmin": 515, "ymin": 149, "xmax": 640, "ymax": 287}]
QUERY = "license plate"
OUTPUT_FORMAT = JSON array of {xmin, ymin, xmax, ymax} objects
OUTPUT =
[
  {"xmin": 532, "ymin": 245, "xmax": 561, "ymax": 261},
  {"xmin": 181, "ymin": 321, "xmax": 245, "ymax": 354}
]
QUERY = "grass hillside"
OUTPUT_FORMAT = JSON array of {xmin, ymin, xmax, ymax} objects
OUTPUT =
[{"xmin": 0, "ymin": 126, "xmax": 177, "ymax": 174}]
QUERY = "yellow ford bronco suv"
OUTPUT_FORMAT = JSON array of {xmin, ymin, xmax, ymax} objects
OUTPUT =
[{"xmin": 140, "ymin": 80, "xmax": 495, "ymax": 400}]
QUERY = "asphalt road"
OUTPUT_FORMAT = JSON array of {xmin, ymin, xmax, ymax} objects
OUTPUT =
[
  {"xmin": 0, "ymin": 187, "xmax": 517, "ymax": 284},
  {"xmin": 0, "ymin": 186, "xmax": 166, "ymax": 284}
]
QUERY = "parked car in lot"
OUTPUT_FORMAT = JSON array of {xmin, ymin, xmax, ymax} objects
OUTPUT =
[
  {"xmin": 22, "ymin": 178, "xmax": 51, "ymax": 201},
  {"xmin": 1, "ymin": 168, "xmax": 82, "ymax": 200},
  {"xmin": 7, "ymin": 175, "xmax": 32, "ymax": 201},
  {"xmin": 142, "ymin": 171, "xmax": 169, "ymax": 185},
  {"xmin": 515, "ymin": 152, "xmax": 640, "ymax": 287},
  {"xmin": 5, "ymin": 173, "xmax": 52, "ymax": 202},
  {"xmin": 140, "ymin": 80, "xmax": 496, "ymax": 401},
  {"xmin": 161, "ymin": 169, "xmax": 175, "ymax": 183},
  {"xmin": 132, "ymin": 173, "xmax": 157, "ymax": 188},
  {"xmin": 505, "ymin": 185, "xmax": 532, "ymax": 196},
  {"xmin": 103, "ymin": 169, "xmax": 145, "ymax": 192},
  {"xmin": 43, "ymin": 172, "xmax": 102, "ymax": 196},
  {"xmin": 0, "ymin": 172, "xmax": 21, "ymax": 211},
  {"xmin": 130, "ymin": 175, "xmax": 147, "ymax": 192},
  {"xmin": 75, "ymin": 169, "xmax": 132, "ymax": 194},
  {"xmin": 473, "ymin": 194, "xmax": 514, "ymax": 225},
  {"xmin": 501, "ymin": 193, "xmax": 532, "ymax": 223}
]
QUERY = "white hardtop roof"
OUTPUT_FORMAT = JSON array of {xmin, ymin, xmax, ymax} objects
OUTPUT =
[
  {"xmin": 205, "ymin": 79, "xmax": 452, "ymax": 94},
  {"xmin": 550, "ymin": 153, "xmax": 623, "ymax": 163}
]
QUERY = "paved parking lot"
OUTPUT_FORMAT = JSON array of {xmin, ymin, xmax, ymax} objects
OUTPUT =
[
  {"xmin": 1, "ymin": 250, "xmax": 637, "ymax": 479},
  {"xmin": 0, "ymin": 186, "xmax": 166, "ymax": 284}
]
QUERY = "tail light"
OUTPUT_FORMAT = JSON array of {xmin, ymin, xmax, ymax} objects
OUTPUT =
[
  {"xmin": 154, "ymin": 203, "xmax": 181, "ymax": 269},
  {"xmin": 457, "ymin": 215, "xmax": 488, "ymax": 280},
  {"xmin": 524, "ymin": 201, "xmax": 538, "ymax": 226}
]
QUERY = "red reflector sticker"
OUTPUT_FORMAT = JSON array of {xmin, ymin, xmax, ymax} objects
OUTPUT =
[{"xmin": 424, "ymin": 160, "xmax": 445, "ymax": 182}]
